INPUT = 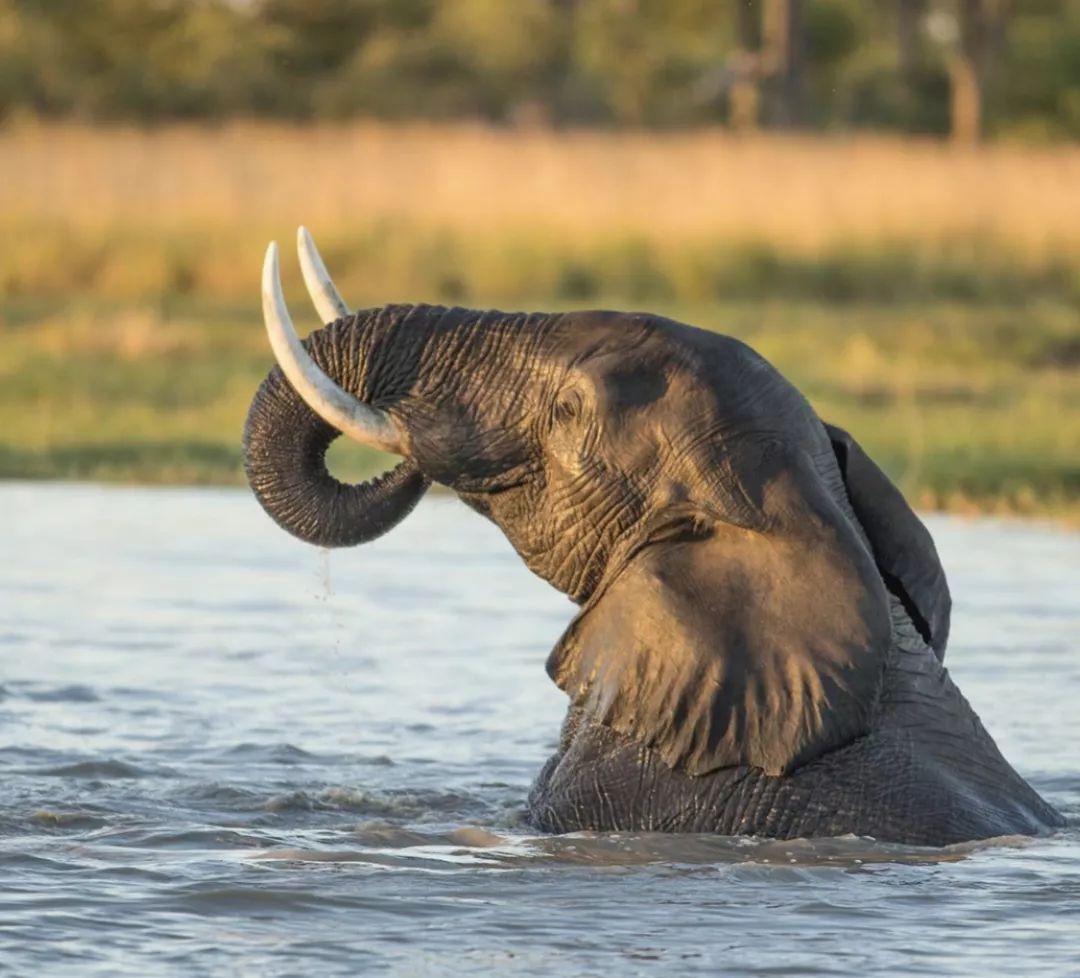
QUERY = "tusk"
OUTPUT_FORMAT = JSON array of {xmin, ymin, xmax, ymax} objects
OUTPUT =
[
  {"xmin": 261, "ymin": 241, "xmax": 402, "ymax": 455},
  {"xmin": 297, "ymin": 225, "xmax": 350, "ymax": 323}
]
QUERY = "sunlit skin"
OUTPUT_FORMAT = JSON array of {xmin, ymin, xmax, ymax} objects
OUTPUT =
[{"xmin": 243, "ymin": 233, "xmax": 1064, "ymax": 846}]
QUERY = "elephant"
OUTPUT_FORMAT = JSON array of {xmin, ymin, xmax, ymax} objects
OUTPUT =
[{"xmin": 243, "ymin": 228, "xmax": 1065, "ymax": 847}]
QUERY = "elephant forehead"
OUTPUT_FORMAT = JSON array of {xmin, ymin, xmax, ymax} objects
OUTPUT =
[
  {"xmin": 555, "ymin": 315, "xmax": 811, "ymax": 423},
  {"xmin": 546, "ymin": 311, "xmax": 665, "ymax": 364}
]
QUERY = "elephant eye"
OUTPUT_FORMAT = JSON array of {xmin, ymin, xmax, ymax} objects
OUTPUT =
[{"xmin": 552, "ymin": 389, "xmax": 584, "ymax": 426}]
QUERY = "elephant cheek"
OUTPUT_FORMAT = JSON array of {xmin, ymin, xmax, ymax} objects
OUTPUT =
[{"xmin": 547, "ymin": 435, "xmax": 588, "ymax": 482}]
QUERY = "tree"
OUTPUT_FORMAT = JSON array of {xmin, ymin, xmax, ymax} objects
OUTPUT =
[{"xmin": 762, "ymin": 0, "xmax": 807, "ymax": 126}]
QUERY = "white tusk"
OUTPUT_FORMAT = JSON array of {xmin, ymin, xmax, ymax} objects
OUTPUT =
[
  {"xmin": 261, "ymin": 241, "xmax": 402, "ymax": 455},
  {"xmin": 297, "ymin": 225, "xmax": 351, "ymax": 323}
]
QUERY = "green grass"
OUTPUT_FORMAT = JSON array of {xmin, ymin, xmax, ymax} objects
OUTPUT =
[
  {"xmin": 2, "ymin": 295, "xmax": 1078, "ymax": 520},
  {"xmin": 6, "ymin": 223, "xmax": 1080, "ymax": 310}
]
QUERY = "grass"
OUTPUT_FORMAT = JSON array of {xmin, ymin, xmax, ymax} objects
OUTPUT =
[
  {"xmin": 0, "ymin": 121, "xmax": 1077, "ymax": 517},
  {"xmin": 2, "ymin": 295, "xmax": 1077, "ymax": 520},
  {"xmin": 2, "ymin": 122, "xmax": 1080, "ymax": 305}
]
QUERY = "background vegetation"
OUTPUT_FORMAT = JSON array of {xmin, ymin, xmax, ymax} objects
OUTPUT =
[
  {"xmin": 3, "ymin": 0, "xmax": 1080, "ymax": 140},
  {"xmin": 0, "ymin": 2, "xmax": 1077, "ymax": 518},
  {"xmin": 4, "ymin": 290, "xmax": 1076, "ymax": 517}
]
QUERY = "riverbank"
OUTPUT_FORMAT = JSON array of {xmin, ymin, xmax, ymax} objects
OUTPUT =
[
  {"xmin": 2, "ymin": 124, "xmax": 1076, "ymax": 519},
  {"xmin": 3, "ymin": 295, "xmax": 1076, "ymax": 521}
]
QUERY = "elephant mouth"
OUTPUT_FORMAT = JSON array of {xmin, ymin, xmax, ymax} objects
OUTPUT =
[
  {"xmin": 634, "ymin": 505, "xmax": 716, "ymax": 551},
  {"xmin": 453, "ymin": 459, "xmax": 540, "ymax": 497}
]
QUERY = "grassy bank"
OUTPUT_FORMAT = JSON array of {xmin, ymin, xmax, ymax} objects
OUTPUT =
[
  {"xmin": 3, "ymin": 295, "xmax": 1077, "ymax": 520},
  {"xmin": 1, "ymin": 123, "xmax": 1077, "ymax": 517}
]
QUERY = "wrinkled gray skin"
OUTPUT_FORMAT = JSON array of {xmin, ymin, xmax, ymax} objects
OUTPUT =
[{"xmin": 244, "ymin": 304, "xmax": 1064, "ymax": 846}]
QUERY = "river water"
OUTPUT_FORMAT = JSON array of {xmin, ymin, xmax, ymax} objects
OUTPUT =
[{"xmin": 1, "ymin": 483, "xmax": 1078, "ymax": 977}]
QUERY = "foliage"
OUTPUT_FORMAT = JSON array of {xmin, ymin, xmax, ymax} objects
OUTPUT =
[{"xmin": 1, "ymin": 0, "xmax": 1080, "ymax": 137}]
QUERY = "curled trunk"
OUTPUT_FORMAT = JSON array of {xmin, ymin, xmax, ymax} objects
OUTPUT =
[{"xmin": 243, "ymin": 317, "xmax": 429, "ymax": 547}]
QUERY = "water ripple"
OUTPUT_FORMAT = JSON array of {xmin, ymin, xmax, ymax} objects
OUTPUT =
[
  {"xmin": 1, "ymin": 486, "xmax": 1078, "ymax": 978},
  {"xmin": 24, "ymin": 759, "xmax": 176, "ymax": 779}
]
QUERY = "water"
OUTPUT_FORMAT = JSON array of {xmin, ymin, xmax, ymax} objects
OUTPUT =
[{"xmin": 2, "ymin": 483, "xmax": 1078, "ymax": 977}]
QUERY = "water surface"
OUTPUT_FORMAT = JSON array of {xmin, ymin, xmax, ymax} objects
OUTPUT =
[{"xmin": 2, "ymin": 484, "xmax": 1078, "ymax": 976}]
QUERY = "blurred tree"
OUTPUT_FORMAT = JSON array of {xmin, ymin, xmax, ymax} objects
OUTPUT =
[
  {"xmin": 994, "ymin": 0, "xmax": 1080, "ymax": 138},
  {"xmin": 573, "ymin": 0, "xmax": 733, "ymax": 126},
  {"xmin": 896, "ymin": 0, "xmax": 926, "ymax": 82},
  {"xmin": 761, "ymin": 0, "xmax": 807, "ymax": 126},
  {"xmin": 952, "ymin": 0, "xmax": 1009, "ymax": 142},
  {"xmin": 0, "ymin": 0, "xmax": 1076, "ymax": 140},
  {"xmin": 728, "ymin": 0, "xmax": 762, "ymax": 129}
]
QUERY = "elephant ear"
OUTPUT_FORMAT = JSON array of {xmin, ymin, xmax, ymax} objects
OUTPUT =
[
  {"xmin": 547, "ymin": 456, "xmax": 892, "ymax": 778},
  {"xmin": 824, "ymin": 423, "xmax": 951, "ymax": 661}
]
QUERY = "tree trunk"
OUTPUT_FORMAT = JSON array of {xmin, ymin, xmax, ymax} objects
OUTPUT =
[
  {"xmin": 896, "ymin": 0, "xmax": 925, "ymax": 84},
  {"xmin": 729, "ymin": 0, "xmax": 762, "ymax": 130},
  {"xmin": 951, "ymin": 0, "xmax": 1010, "ymax": 143},
  {"xmin": 762, "ymin": 0, "xmax": 806, "ymax": 128}
]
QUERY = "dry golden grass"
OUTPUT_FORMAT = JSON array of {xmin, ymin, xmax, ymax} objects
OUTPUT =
[
  {"xmin": 3, "ymin": 121, "xmax": 1080, "ymax": 302},
  {"xmin": 3, "ymin": 120, "xmax": 1080, "ymax": 246}
]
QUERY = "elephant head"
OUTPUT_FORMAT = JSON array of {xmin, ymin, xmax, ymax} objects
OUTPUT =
[{"xmin": 244, "ymin": 229, "xmax": 950, "ymax": 779}]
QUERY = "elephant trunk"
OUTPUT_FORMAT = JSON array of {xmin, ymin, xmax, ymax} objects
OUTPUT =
[{"xmin": 243, "ymin": 314, "xmax": 429, "ymax": 547}]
